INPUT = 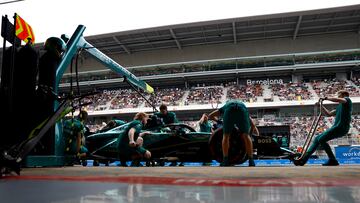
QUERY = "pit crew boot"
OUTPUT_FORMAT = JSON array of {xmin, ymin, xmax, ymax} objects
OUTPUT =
[
  {"xmin": 293, "ymin": 152, "xmax": 310, "ymax": 166},
  {"xmin": 248, "ymin": 158, "xmax": 255, "ymax": 167},
  {"xmin": 220, "ymin": 157, "xmax": 230, "ymax": 167},
  {"xmin": 322, "ymin": 159, "xmax": 339, "ymax": 166},
  {"xmin": 130, "ymin": 160, "xmax": 143, "ymax": 167},
  {"xmin": 293, "ymin": 158, "xmax": 306, "ymax": 166}
]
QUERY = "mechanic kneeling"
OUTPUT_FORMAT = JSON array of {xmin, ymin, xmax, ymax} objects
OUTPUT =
[
  {"xmin": 117, "ymin": 112, "xmax": 151, "ymax": 166},
  {"xmin": 63, "ymin": 110, "xmax": 89, "ymax": 163}
]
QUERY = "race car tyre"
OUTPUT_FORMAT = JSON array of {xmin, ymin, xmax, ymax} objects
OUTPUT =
[
  {"xmin": 93, "ymin": 160, "xmax": 100, "ymax": 166},
  {"xmin": 208, "ymin": 127, "xmax": 248, "ymax": 165},
  {"xmin": 81, "ymin": 160, "xmax": 88, "ymax": 167},
  {"xmin": 158, "ymin": 160, "xmax": 165, "ymax": 167}
]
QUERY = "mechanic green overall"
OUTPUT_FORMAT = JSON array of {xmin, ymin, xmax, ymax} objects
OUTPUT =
[
  {"xmin": 63, "ymin": 110, "xmax": 89, "ymax": 159},
  {"xmin": 154, "ymin": 104, "xmax": 179, "ymax": 124},
  {"xmin": 117, "ymin": 112, "xmax": 151, "ymax": 166},
  {"xmin": 199, "ymin": 113, "xmax": 213, "ymax": 166},
  {"xmin": 294, "ymin": 90, "xmax": 352, "ymax": 166},
  {"xmin": 154, "ymin": 104, "xmax": 182, "ymax": 166},
  {"xmin": 99, "ymin": 119, "xmax": 127, "ymax": 132},
  {"xmin": 209, "ymin": 100, "xmax": 259, "ymax": 167},
  {"xmin": 113, "ymin": 119, "xmax": 126, "ymax": 126},
  {"xmin": 199, "ymin": 113, "xmax": 213, "ymax": 133}
]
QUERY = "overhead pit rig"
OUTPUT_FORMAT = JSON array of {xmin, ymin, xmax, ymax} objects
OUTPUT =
[{"xmin": 0, "ymin": 23, "xmax": 154, "ymax": 174}]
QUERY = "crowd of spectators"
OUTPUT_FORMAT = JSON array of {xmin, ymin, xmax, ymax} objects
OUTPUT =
[
  {"xmin": 352, "ymin": 77, "xmax": 360, "ymax": 86},
  {"xmin": 270, "ymin": 82, "xmax": 312, "ymax": 101},
  {"xmin": 83, "ymin": 89, "xmax": 114, "ymax": 111},
  {"xmin": 109, "ymin": 89, "xmax": 144, "ymax": 109},
  {"xmin": 227, "ymin": 82, "xmax": 263, "ymax": 103},
  {"xmin": 146, "ymin": 87, "xmax": 185, "ymax": 107},
  {"xmin": 311, "ymin": 79, "xmax": 360, "ymax": 97},
  {"xmin": 184, "ymin": 85, "xmax": 224, "ymax": 105},
  {"xmin": 352, "ymin": 115, "xmax": 360, "ymax": 132},
  {"xmin": 351, "ymin": 77, "xmax": 360, "ymax": 96},
  {"xmin": 294, "ymin": 51, "xmax": 360, "ymax": 65},
  {"xmin": 311, "ymin": 79, "xmax": 345, "ymax": 97},
  {"xmin": 78, "ymin": 79, "xmax": 360, "ymax": 112}
]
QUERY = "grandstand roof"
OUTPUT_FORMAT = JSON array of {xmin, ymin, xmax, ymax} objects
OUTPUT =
[
  {"xmin": 1, "ymin": 5, "xmax": 360, "ymax": 64},
  {"xmin": 84, "ymin": 5, "xmax": 360, "ymax": 55}
]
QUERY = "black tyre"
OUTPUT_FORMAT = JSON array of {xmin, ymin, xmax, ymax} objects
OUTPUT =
[
  {"xmin": 158, "ymin": 160, "xmax": 165, "ymax": 167},
  {"xmin": 93, "ymin": 160, "xmax": 100, "ymax": 166},
  {"xmin": 81, "ymin": 160, "xmax": 88, "ymax": 167},
  {"xmin": 208, "ymin": 127, "xmax": 247, "ymax": 165}
]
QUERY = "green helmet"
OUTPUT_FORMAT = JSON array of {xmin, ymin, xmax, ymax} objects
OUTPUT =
[
  {"xmin": 44, "ymin": 37, "xmax": 66, "ymax": 57},
  {"xmin": 78, "ymin": 110, "xmax": 88, "ymax": 121}
]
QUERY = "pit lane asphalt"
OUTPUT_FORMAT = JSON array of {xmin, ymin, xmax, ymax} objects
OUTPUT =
[{"xmin": 17, "ymin": 165, "xmax": 360, "ymax": 179}]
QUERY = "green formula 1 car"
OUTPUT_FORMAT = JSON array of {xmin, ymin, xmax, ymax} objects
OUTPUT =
[{"xmin": 85, "ymin": 116, "xmax": 296, "ymax": 166}]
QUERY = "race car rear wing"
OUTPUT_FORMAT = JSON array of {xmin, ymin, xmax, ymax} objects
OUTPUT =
[{"xmin": 55, "ymin": 25, "xmax": 154, "ymax": 94}]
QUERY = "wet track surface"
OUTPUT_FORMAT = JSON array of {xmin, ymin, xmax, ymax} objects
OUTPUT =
[{"xmin": 1, "ymin": 165, "xmax": 360, "ymax": 202}]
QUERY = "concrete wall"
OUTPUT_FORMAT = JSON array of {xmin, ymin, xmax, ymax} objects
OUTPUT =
[{"xmin": 78, "ymin": 32, "xmax": 360, "ymax": 72}]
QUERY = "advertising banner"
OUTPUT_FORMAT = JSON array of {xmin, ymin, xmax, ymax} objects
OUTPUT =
[{"xmin": 335, "ymin": 146, "xmax": 360, "ymax": 160}]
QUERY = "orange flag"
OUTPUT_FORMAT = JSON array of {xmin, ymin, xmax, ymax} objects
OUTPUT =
[{"xmin": 15, "ymin": 14, "xmax": 35, "ymax": 44}]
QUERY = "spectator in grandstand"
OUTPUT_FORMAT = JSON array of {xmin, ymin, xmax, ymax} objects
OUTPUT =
[
  {"xmin": 198, "ymin": 113, "xmax": 213, "ymax": 133},
  {"xmin": 117, "ymin": 112, "xmax": 151, "ymax": 167},
  {"xmin": 154, "ymin": 104, "xmax": 179, "ymax": 124},
  {"xmin": 294, "ymin": 90, "xmax": 352, "ymax": 166},
  {"xmin": 208, "ymin": 100, "xmax": 259, "ymax": 167},
  {"xmin": 63, "ymin": 110, "xmax": 89, "ymax": 162}
]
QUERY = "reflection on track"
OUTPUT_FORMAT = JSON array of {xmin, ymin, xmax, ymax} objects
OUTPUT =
[
  {"xmin": 83, "ymin": 184, "xmax": 360, "ymax": 203},
  {"xmin": 1, "ymin": 178, "xmax": 359, "ymax": 203}
]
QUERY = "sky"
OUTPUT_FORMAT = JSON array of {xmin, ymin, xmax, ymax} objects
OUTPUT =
[{"xmin": 1, "ymin": 0, "xmax": 360, "ymax": 45}]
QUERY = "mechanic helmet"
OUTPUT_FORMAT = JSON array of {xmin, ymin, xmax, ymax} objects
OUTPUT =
[
  {"xmin": 78, "ymin": 109, "xmax": 88, "ymax": 121},
  {"xmin": 60, "ymin": 34, "xmax": 70, "ymax": 43},
  {"xmin": 44, "ymin": 37, "xmax": 66, "ymax": 57}
]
